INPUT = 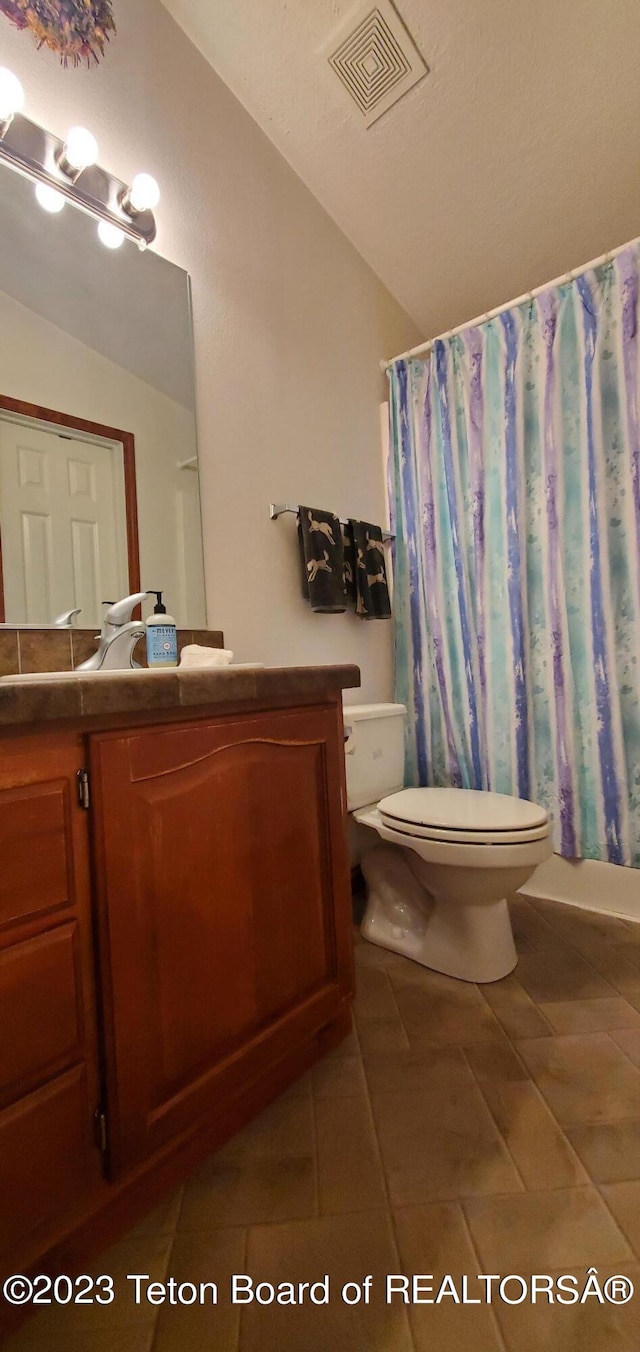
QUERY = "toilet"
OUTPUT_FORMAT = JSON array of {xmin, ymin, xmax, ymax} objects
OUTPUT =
[{"xmin": 343, "ymin": 703, "xmax": 553, "ymax": 983}]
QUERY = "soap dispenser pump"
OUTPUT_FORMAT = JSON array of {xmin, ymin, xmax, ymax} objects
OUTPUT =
[{"xmin": 145, "ymin": 591, "xmax": 178, "ymax": 668}]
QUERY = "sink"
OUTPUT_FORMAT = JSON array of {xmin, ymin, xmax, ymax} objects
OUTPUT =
[{"xmin": 1, "ymin": 664, "xmax": 264, "ymax": 683}]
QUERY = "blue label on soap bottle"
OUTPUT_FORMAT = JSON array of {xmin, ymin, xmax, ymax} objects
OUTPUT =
[{"xmin": 147, "ymin": 624, "xmax": 178, "ymax": 666}]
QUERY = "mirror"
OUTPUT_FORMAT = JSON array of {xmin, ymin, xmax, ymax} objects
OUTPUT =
[{"xmin": 0, "ymin": 167, "xmax": 206, "ymax": 628}]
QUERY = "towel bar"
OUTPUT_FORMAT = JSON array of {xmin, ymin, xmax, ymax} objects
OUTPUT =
[{"xmin": 269, "ymin": 503, "xmax": 394, "ymax": 543}]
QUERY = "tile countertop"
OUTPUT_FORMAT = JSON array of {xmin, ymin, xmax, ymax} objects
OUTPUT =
[{"xmin": 0, "ymin": 664, "xmax": 361, "ymax": 728}]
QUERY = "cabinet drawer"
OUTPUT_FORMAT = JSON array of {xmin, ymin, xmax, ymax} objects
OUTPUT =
[
  {"xmin": 0, "ymin": 923, "xmax": 83, "ymax": 1105},
  {"xmin": 0, "ymin": 780, "xmax": 73, "ymax": 929},
  {"xmin": 0, "ymin": 732, "xmax": 107, "ymax": 1283},
  {"xmin": 0, "ymin": 1066, "xmax": 100, "ymax": 1259}
]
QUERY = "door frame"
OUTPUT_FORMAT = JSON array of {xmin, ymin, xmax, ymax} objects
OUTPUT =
[{"xmin": 0, "ymin": 394, "xmax": 140, "ymax": 624}]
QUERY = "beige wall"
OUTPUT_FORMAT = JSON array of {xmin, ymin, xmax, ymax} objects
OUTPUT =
[{"xmin": 0, "ymin": 0, "xmax": 419, "ymax": 701}]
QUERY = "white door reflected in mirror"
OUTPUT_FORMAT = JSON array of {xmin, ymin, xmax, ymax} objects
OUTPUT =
[{"xmin": 0, "ymin": 415, "xmax": 127, "ymax": 627}]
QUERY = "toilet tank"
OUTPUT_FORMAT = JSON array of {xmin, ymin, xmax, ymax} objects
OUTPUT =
[{"xmin": 343, "ymin": 703, "xmax": 406, "ymax": 810}]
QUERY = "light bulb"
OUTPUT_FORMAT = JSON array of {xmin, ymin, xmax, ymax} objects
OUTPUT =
[
  {"xmin": 98, "ymin": 220, "xmax": 125, "ymax": 250},
  {"xmin": 0, "ymin": 68, "xmax": 24, "ymax": 121},
  {"xmin": 62, "ymin": 125, "xmax": 98, "ymax": 171},
  {"xmin": 35, "ymin": 183, "xmax": 65, "ymax": 214},
  {"xmin": 127, "ymin": 173, "xmax": 160, "ymax": 212}
]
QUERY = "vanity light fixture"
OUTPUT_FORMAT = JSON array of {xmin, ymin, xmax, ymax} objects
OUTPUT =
[
  {"xmin": 0, "ymin": 67, "xmax": 24, "ymax": 136},
  {"xmin": 0, "ymin": 68, "xmax": 159, "ymax": 248},
  {"xmin": 57, "ymin": 126, "xmax": 98, "ymax": 180},
  {"xmin": 97, "ymin": 219, "xmax": 125, "ymax": 249},
  {"xmin": 121, "ymin": 172, "xmax": 160, "ymax": 216},
  {"xmin": 35, "ymin": 183, "xmax": 65, "ymax": 214}
]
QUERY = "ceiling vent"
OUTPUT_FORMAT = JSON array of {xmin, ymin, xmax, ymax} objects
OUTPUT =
[{"xmin": 326, "ymin": 1, "xmax": 428, "ymax": 128}]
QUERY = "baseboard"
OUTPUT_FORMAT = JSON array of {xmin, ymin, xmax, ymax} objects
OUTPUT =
[{"xmin": 520, "ymin": 854, "xmax": 640, "ymax": 924}]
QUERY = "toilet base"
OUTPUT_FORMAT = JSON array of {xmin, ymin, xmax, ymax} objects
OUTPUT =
[{"xmin": 360, "ymin": 844, "xmax": 518, "ymax": 984}]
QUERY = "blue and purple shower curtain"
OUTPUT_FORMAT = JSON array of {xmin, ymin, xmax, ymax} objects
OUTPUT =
[{"xmin": 388, "ymin": 245, "xmax": 640, "ymax": 866}]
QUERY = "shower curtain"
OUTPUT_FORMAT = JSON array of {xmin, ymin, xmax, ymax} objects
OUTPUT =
[{"xmin": 388, "ymin": 244, "xmax": 640, "ymax": 867}]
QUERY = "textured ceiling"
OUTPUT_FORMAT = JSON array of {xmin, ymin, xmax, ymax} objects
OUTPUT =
[{"xmin": 163, "ymin": 0, "xmax": 640, "ymax": 347}]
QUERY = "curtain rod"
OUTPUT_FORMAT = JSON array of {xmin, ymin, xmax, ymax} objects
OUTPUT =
[{"xmin": 380, "ymin": 231, "xmax": 640, "ymax": 371}]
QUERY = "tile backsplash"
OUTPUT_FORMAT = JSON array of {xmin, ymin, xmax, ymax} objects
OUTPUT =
[{"xmin": 0, "ymin": 628, "xmax": 224, "ymax": 677}]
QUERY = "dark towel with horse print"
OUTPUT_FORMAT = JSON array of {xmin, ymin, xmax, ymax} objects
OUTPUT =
[
  {"xmin": 346, "ymin": 519, "xmax": 391, "ymax": 619},
  {"xmin": 297, "ymin": 506, "xmax": 346, "ymax": 612}
]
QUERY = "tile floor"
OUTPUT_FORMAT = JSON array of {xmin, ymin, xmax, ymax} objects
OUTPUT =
[{"xmin": 5, "ymin": 894, "xmax": 640, "ymax": 1351}]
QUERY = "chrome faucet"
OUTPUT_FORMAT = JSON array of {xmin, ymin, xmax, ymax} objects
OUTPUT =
[
  {"xmin": 53, "ymin": 608, "xmax": 81, "ymax": 626},
  {"xmin": 76, "ymin": 592, "xmax": 148, "ymax": 671}
]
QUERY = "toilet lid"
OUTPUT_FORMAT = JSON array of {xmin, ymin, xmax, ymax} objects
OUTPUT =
[{"xmin": 378, "ymin": 787, "xmax": 549, "ymax": 842}]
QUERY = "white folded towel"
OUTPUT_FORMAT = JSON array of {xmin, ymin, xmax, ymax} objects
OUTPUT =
[{"xmin": 179, "ymin": 645, "xmax": 234, "ymax": 668}]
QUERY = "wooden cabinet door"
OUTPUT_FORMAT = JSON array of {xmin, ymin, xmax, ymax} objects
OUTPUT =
[
  {"xmin": 0, "ymin": 733, "xmax": 104, "ymax": 1269},
  {"xmin": 90, "ymin": 704, "xmax": 353, "ymax": 1174}
]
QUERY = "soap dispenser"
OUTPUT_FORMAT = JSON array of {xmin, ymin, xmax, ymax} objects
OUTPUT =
[{"xmin": 145, "ymin": 591, "xmax": 178, "ymax": 668}]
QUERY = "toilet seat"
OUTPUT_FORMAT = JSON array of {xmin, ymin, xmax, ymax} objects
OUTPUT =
[{"xmin": 377, "ymin": 787, "xmax": 550, "ymax": 846}]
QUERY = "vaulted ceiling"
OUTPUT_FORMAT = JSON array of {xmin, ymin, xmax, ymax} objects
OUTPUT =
[{"xmin": 163, "ymin": 0, "xmax": 640, "ymax": 345}]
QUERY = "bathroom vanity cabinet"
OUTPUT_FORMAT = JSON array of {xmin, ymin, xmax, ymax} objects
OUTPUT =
[
  {"xmin": 0, "ymin": 733, "xmax": 105, "ymax": 1268},
  {"xmin": 0, "ymin": 665, "xmax": 358, "ymax": 1320}
]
